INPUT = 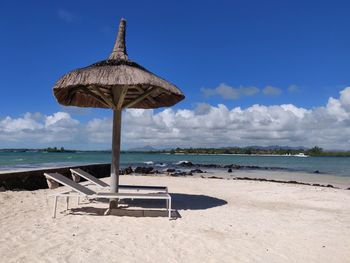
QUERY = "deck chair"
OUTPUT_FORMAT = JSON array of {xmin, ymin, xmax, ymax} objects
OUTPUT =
[
  {"xmin": 44, "ymin": 173, "xmax": 171, "ymax": 219},
  {"xmin": 70, "ymin": 168, "xmax": 168, "ymax": 193}
]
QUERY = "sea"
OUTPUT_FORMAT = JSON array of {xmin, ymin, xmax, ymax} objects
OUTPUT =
[{"xmin": 0, "ymin": 151, "xmax": 349, "ymax": 178}]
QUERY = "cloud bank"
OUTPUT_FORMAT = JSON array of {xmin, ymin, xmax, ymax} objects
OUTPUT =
[
  {"xmin": 201, "ymin": 83, "xmax": 285, "ymax": 100},
  {"xmin": 1, "ymin": 88, "xmax": 350, "ymax": 150},
  {"xmin": 201, "ymin": 83, "xmax": 260, "ymax": 100},
  {"xmin": 263, "ymin": 86, "xmax": 282, "ymax": 96}
]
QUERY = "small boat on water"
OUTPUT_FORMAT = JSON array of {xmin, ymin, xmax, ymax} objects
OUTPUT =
[{"xmin": 294, "ymin": 153, "xmax": 309, "ymax": 157}]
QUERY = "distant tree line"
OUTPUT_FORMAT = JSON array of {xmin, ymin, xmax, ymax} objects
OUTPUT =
[
  {"xmin": 164, "ymin": 146, "xmax": 350, "ymax": 157},
  {"xmin": 0, "ymin": 147, "xmax": 77, "ymax": 153},
  {"xmin": 43, "ymin": 147, "xmax": 76, "ymax": 153}
]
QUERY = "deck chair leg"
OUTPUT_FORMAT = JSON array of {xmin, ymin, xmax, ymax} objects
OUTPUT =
[
  {"xmin": 168, "ymin": 197, "xmax": 172, "ymax": 219},
  {"xmin": 66, "ymin": 196, "xmax": 69, "ymax": 210},
  {"xmin": 53, "ymin": 196, "xmax": 58, "ymax": 218},
  {"xmin": 77, "ymin": 196, "xmax": 80, "ymax": 205}
]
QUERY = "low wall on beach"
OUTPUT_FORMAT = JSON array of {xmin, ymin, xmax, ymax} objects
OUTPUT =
[{"xmin": 0, "ymin": 163, "xmax": 111, "ymax": 191}]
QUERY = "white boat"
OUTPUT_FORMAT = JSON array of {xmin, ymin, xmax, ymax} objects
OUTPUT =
[{"xmin": 294, "ymin": 153, "xmax": 309, "ymax": 157}]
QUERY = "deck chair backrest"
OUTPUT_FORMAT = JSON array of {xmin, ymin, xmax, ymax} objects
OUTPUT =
[
  {"xmin": 70, "ymin": 168, "xmax": 109, "ymax": 188},
  {"xmin": 44, "ymin": 173, "xmax": 95, "ymax": 195}
]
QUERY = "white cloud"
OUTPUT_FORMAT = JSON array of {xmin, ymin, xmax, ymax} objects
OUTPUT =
[
  {"xmin": 202, "ymin": 83, "xmax": 284, "ymax": 99},
  {"xmin": 1, "ymin": 87, "xmax": 350, "ymax": 150},
  {"xmin": 0, "ymin": 112, "xmax": 81, "ymax": 146},
  {"xmin": 86, "ymin": 118, "xmax": 112, "ymax": 143},
  {"xmin": 263, "ymin": 86, "xmax": 282, "ymax": 96},
  {"xmin": 45, "ymin": 112, "xmax": 79, "ymax": 129},
  {"xmin": 340, "ymin": 87, "xmax": 350, "ymax": 111},
  {"xmin": 0, "ymin": 113, "xmax": 43, "ymax": 133},
  {"xmin": 201, "ymin": 83, "xmax": 259, "ymax": 100}
]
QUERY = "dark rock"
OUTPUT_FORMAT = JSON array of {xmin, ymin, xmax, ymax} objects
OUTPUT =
[
  {"xmin": 134, "ymin": 166, "xmax": 154, "ymax": 174},
  {"xmin": 287, "ymin": 180, "xmax": 299, "ymax": 184},
  {"xmin": 326, "ymin": 184, "xmax": 334, "ymax": 188},
  {"xmin": 166, "ymin": 168, "xmax": 176, "ymax": 173},
  {"xmin": 123, "ymin": 166, "xmax": 133, "ymax": 175},
  {"xmin": 314, "ymin": 170, "xmax": 320, "ymax": 174},
  {"xmin": 190, "ymin": 169, "xmax": 204, "ymax": 173},
  {"xmin": 170, "ymin": 172, "xmax": 187, "ymax": 177},
  {"xmin": 170, "ymin": 171, "xmax": 193, "ymax": 177},
  {"xmin": 227, "ymin": 168, "xmax": 232, "ymax": 173},
  {"xmin": 177, "ymin": 161, "xmax": 194, "ymax": 167}
]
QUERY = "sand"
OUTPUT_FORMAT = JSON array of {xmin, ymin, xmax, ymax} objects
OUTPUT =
[{"xmin": 0, "ymin": 174, "xmax": 350, "ymax": 263}]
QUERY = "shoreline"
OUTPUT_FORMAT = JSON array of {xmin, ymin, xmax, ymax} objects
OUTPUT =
[{"xmin": 0, "ymin": 163, "xmax": 349, "ymax": 191}]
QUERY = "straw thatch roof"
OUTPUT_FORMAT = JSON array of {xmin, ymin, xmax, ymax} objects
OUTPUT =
[{"xmin": 53, "ymin": 19, "xmax": 184, "ymax": 109}]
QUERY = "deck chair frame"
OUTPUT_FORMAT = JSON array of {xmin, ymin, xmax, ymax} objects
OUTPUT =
[
  {"xmin": 45, "ymin": 173, "xmax": 172, "ymax": 219},
  {"xmin": 70, "ymin": 168, "xmax": 168, "ymax": 193}
]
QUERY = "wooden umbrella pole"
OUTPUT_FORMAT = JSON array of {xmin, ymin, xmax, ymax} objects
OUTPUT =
[{"xmin": 110, "ymin": 109, "xmax": 122, "ymax": 208}]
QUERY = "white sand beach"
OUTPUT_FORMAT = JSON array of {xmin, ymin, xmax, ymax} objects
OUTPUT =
[{"xmin": 1, "ymin": 174, "xmax": 350, "ymax": 263}]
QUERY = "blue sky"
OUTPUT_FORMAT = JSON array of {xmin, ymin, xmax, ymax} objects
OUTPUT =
[{"xmin": 0, "ymin": 0, "xmax": 350, "ymax": 149}]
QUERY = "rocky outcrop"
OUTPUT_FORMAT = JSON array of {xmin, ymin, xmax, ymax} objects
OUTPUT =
[
  {"xmin": 134, "ymin": 166, "xmax": 154, "ymax": 174},
  {"xmin": 177, "ymin": 161, "xmax": 194, "ymax": 167},
  {"xmin": 190, "ymin": 169, "xmax": 204, "ymax": 173},
  {"xmin": 170, "ymin": 171, "xmax": 193, "ymax": 177},
  {"xmin": 123, "ymin": 166, "xmax": 133, "ymax": 175}
]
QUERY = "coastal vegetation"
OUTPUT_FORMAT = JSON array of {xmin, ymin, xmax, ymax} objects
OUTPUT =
[
  {"xmin": 1, "ymin": 146, "xmax": 349, "ymax": 156},
  {"xmin": 165, "ymin": 146, "xmax": 350, "ymax": 157},
  {"xmin": 43, "ymin": 147, "xmax": 76, "ymax": 153},
  {"xmin": 0, "ymin": 147, "xmax": 76, "ymax": 153}
]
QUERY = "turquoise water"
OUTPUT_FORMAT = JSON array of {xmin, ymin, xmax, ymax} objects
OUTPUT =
[{"xmin": 0, "ymin": 152, "xmax": 349, "ymax": 177}]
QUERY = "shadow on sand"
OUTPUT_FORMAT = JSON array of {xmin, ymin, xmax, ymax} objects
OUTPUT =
[{"xmin": 66, "ymin": 193, "xmax": 227, "ymax": 219}]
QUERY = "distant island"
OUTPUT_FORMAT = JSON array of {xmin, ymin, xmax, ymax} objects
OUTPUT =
[
  {"xmin": 124, "ymin": 146, "xmax": 350, "ymax": 157},
  {"xmin": 1, "ymin": 145, "xmax": 349, "ymax": 157},
  {"xmin": 0, "ymin": 147, "xmax": 77, "ymax": 153}
]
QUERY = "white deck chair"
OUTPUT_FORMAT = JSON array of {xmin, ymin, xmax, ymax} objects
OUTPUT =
[
  {"xmin": 70, "ymin": 168, "xmax": 168, "ymax": 193},
  {"xmin": 44, "ymin": 173, "xmax": 171, "ymax": 219}
]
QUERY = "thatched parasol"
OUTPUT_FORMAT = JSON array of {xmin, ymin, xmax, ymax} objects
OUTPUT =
[{"xmin": 53, "ymin": 18, "xmax": 184, "ymax": 207}]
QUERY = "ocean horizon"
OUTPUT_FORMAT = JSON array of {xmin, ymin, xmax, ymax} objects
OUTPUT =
[{"xmin": 1, "ymin": 151, "xmax": 349, "ymax": 178}]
